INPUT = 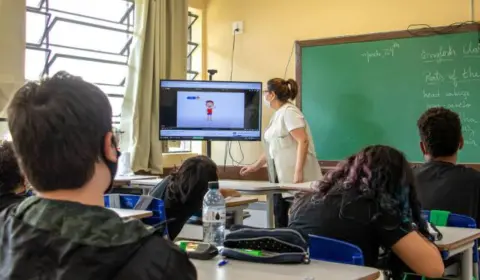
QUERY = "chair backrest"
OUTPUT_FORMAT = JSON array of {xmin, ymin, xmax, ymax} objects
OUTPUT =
[
  {"xmin": 421, "ymin": 210, "xmax": 476, "ymax": 228},
  {"xmin": 308, "ymin": 234, "xmax": 364, "ymax": 266},
  {"xmin": 104, "ymin": 194, "xmax": 167, "ymax": 227}
]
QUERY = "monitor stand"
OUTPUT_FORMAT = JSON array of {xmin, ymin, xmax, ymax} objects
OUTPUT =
[
  {"xmin": 206, "ymin": 140, "xmax": 212, "ymax": 158},
  {"xmin": 205, "ymin": 69, "xmax": 217, "ymax": 159}
]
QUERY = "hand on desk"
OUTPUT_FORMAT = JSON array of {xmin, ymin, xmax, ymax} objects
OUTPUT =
[
  {"xmin": 220, "ymin": 189, "xmax": 241, "ymax": 198},
  {"xmin": 239, "ymin": 164, "xmax": 260, "ymax": 176}
]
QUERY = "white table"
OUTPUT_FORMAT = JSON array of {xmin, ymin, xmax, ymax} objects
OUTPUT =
[
  {"xmin": 109, "ymin": 208, "xmax": 153, "ymax": 219},
  {"xmin": 179, "ymin": 223, "xmax": 480, "ymax": 280},
  {"xmin": 435, "ymin": 226, "xmax": 480, "ymax": 280},
  {"xmin": 114, "ymin": 175, "xmax": 158, "ymax": 186},
  {"xmin": 131, "ymin": 179, "xmax": 288, "ymax": 228},
  {"xmin": 192, "ymin": 257, "xmax": 380, "ymax": 280}
]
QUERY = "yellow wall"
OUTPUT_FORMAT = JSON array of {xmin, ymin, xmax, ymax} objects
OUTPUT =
[
  {"xmin": 189, "ymin": 0, "xmax": 206, "ymax": 10},
  {"xmin": 0, "ymin": 0, "xmax": 25, "ymax": 133},
  {"xmin": 206, "ymin": 0, "xmax": 477, "ymax": 164}
]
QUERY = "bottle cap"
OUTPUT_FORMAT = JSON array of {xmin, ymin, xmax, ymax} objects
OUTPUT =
[{"xmin": 208, "ymin": 181, "xmax": 219, "ymax": 190}]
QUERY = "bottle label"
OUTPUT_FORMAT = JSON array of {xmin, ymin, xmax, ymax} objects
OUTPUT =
[{"xmin": 203, "ymin": 208, "xmax": 226, "ymax": 223}]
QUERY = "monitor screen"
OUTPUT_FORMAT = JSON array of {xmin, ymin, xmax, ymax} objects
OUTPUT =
[{"xmin": 159, "ymin": 80, "xmax": 262, "ymax": 141}]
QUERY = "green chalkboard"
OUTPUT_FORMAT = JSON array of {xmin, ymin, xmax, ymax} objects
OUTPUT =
[{"xmin": 297, "ymin": 25, "xmax": 480, "ymax": 162}]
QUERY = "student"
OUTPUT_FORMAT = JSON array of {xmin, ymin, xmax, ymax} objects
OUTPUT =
[
  {"xmin": 0, "ymin": 141, "xmax": 27, "ymax": 211},
  {"xmin": 289, "ymin": 145, "xmax": 444, "ymax": 279},
  {"xmin": 149, "ymin": 155, "xmax": 240, "ymax": 240},
  {"xmin": 415, "ymin": 107, "xmax": 480, "ymax": 225},
  {"xmin": 240, "ymin": 78, "xmax": 322, "ymax": 227},
  {"xmin": 0, "ymin": 72, "xmax": 196, "ymax": 280}
]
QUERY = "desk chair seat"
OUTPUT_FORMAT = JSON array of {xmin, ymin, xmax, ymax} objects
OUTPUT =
[{"xmin": 308, "ymin": 234, "xmax": 364, "ymax": 266}]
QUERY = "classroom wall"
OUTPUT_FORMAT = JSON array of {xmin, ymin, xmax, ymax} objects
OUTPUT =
[
  {"xmin": 205, "ymin": 0, "xmax": 477, "ymax": 165},
  {"xmin": 188, "ymin": 0, "xmax": 207, "ymax": 10},
  {"xmin": 0, "ymin": 0, "xmax": 26, "ymax": 134}
]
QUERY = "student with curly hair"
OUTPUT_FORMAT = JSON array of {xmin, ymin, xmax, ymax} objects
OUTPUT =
[
  {"xmin": 0, "ymin": 141, "xmax": 26, "ymax": 211},
  {"xmin": 289, "ymin": 145, "xmax": 443, "ymax": 279},
  {"xmin": 415, "ymin": 107, "xmax": 480, "ymax": 225}
]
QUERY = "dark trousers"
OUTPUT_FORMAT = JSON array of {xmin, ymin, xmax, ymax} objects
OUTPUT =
[{"xmin": 273, "ymin": 194, "xmax": 292, "ymax": 228}]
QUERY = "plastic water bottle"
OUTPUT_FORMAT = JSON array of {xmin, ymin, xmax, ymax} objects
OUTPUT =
[{"xmin": 202, "ymin": 181, "xmax": 226, "ymax": 247}]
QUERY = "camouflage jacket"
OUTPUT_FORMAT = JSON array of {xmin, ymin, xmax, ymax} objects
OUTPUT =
[{"xmin": 0, "ymin": 197, "xmax": 197, "ymax": 280}]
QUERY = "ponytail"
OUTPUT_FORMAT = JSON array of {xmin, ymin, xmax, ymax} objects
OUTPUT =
[
  {"xmin": 267, "ymin": 78, "xmax": 299, "ymax": 102},
  {"xmin": 286, "ymin": 79, "xmax": 298, "ymax": 100}
]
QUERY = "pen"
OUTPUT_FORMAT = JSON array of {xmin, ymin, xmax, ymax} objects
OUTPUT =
[{"xmin": 217, "ymin": 258, "xmax": 229, "ymax": 267}]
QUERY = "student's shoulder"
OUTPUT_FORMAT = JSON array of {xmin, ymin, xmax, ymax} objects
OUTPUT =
[
  {"xmin": 117, "ymin": 232, "xmax": 197, "ymax": 280},
  {"xmin": 458, "ymin": 164, "xmax": 480, "ymax": 181}
]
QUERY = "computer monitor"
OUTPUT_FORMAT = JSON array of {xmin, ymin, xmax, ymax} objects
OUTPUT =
[{"xmin": 159, "ymin": 80, "xmax": 262, "ymax": 141}]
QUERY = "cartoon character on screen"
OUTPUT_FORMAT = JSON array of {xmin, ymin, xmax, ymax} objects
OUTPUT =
[{"xmin": 205, "ymin": 100, "xmax": 215, "ymax": 121}]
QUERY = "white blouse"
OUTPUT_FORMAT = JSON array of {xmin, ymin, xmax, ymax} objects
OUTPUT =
[{"xmin": 264, "ymin": 103, "xmax": 323, "ymax": 184}]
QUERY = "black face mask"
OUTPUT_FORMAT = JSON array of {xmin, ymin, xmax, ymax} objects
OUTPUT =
[{"xmin": 104, "ymin": 149, "xmax": 121, "ymax": 194}]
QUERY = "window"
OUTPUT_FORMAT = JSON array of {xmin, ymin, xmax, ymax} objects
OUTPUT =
[
  {"xmin": 164, "ymin": 10, "xmax": 201, "ymax": 153},
  {"xmin": 25, "ymin": 0, "xmax": 134, "ymax": 127}
]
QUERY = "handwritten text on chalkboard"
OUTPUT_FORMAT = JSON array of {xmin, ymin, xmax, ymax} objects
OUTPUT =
[
  {"xmin": 361, "ymin": 42, "xmax": 400, "ymax": 62},
  {"xmin": 421, "ymin": 40, "xmax": 480, "ymax": 147}
]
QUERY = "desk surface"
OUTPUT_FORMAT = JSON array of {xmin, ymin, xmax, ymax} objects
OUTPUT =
[
  {"xmin": 435, "ymin": 226, "xmax": 480, "ymax": 251},
  {"xmin": 109, "ymin": 208, "xmax": 153, "ymax": 219},
  {"xmin": 192, "ymin": 257, "xmax": 380, "ymax": 280},
  {"xmin": 132, "ymin": 178, "xmax": 290, "ymax": 191},
  {"xmin": 108, "ymin": 198, "xmax": 255, "ymax": 219},
  {"xmin": 280, "ymin": 182, "xmax": 315, "ymax": 192},
  {"xmin": 226, "ymin": 197, "xmax": 258, "ymax": 207},
  {"xmin": 114, "ymin": 175, "xmax": 158, "ymax": 182}
]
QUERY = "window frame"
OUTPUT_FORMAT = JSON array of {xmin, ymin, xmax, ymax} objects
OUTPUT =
[
  {"xmin": 164, "ymin": 10, "xmax": 201, "ymax": 154},
  {"xmin": 24, "ymin": 0, "xmax": 134, "ymax": 127}
]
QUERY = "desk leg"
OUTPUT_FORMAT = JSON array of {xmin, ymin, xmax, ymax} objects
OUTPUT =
[
  {"xmin": 474, "ymin": 261, "xmax": 478, "ymax": 280},
  {"xmin": 266, "ymin": 193, "xmax": 275, "ymax": 228},
  {"xmin": 461, "ymin": 247, "xmax": 473, "ymax": 280},
  {"xmin": 228, "ymin": 205, "xmax": 246, "ymax": 226}
]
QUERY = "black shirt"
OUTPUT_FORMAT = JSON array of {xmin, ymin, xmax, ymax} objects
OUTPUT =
[
  {"xmin": 288, "ymin": 191, "xmax": 412, "ymax": 267},
  {"xmin": 415, "ymin": 161, "xmax": 480, "ymax": 225},
  {"xmin": 149, "ymin": 175, "xmax": 206, "ymax": 240}
]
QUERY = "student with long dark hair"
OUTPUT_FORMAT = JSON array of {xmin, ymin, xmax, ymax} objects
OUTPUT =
[
  {"xmin": 150, "ymin": 155, "xmax": 240, "ymax": 240},
  {"xmin": 289, "ymin": 145, "xmax": 444, "ymax": 279}
]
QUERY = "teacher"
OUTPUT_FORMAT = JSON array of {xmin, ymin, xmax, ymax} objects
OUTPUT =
[{"xmin": 240, "ymin": 78, "xmax": 323, "ymax": 227}]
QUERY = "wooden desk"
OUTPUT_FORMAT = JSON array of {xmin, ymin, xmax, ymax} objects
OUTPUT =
[
  {"xmin": 226, "ymin": 197, "xmax": 258, "ymax": 207},
  {"xmin": 192, "ymin": 257, "xmax": 380, "ymax": 280},
  {"xmin": 226, "ymin": 196, "xmax": 258, "ymax": 225},
  {"xmin": 132, "ymin": 179, "xmax": 285, "ymax": 227},
  {"xmin": 435, "ymin": 227, "xmax": 480, "ymax": 280},
  {"xmin": 109, "ymin": 208, "xmax": 153, "ymax": 219},
  {"xmin": 109, "ymin": 197, "xmax": 256, "ymax": 225}
]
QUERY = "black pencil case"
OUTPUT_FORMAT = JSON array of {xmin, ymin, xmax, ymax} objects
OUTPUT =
[{"xmin": 221, "ymin": 225, "xmax": 310, "ymax": 264}]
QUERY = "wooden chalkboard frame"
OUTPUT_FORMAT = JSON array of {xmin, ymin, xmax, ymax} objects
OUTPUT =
[{"xmin": 295, "ymin": 23, "xmax": 480, "ymax": 170}]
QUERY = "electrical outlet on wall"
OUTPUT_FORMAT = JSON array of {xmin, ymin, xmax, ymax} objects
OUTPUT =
[{"xmin": 232, "ymin": 21, "xmax": 244, "ymax": 35}]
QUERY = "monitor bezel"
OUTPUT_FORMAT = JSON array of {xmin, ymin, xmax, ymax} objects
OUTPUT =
[{"xmin": 159, "ymin": 79, "xmax": 263, "ymax": 141}]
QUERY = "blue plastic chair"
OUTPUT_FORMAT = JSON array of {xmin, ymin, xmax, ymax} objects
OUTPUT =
[
  {"xmin": 104, "ymin": 194, "xmax": 168, "ymax": 229},
  {"xmin": 308, "ymin": 234, "xmax": 364, "ymax": 265},
  {"xmin": 422, "ymin": 210, "xmax": 478, "ymax": 280}
]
